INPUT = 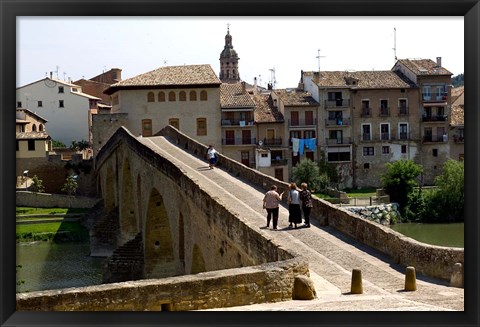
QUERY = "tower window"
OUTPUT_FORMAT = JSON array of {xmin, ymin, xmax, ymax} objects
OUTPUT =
[
  {"xmin": 179, "ymin": 91, "xmax": 186, "ymax": 101},
  {"xmin": 190, "ymin": 91, "xmax": 197, "ymax": 101},
  {"xmin": 200, "ymin": 90, "xmax": 208, "ymax": 101},
  {"xmin": 158, "ymin": 92, "xmax": 166, "ymax": 102},
  {"xmin": 147, "ymin": 92, "xmax": 155, "ymax": 102},
  {"xmin": 168, "ymin": 91, "xmax": 176, "ymax": 102}
]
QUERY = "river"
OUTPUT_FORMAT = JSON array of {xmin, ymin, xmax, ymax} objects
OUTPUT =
[
  {"xmin": 16, "ymin": 241, "xmax": 105, "ymax": 293},
  {"xmin": 390, "ymin": 222, "xmax": 464, "ymax": 248}
]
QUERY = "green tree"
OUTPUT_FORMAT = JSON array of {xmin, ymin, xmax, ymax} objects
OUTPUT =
[
  {"xmin": 433, "ymin": 159, "xmax": 464, "ymax": 221},
  {"xmin": 292, "ymin": 159, "xmax": 322, "ymax": 191},
  {"xmin": 380, "ymin": 160, "xmax": 423, "ymax": 214},
  {"xmin": 61, "ymin": 175, "xmax": 78, "ymax": 195},
  {"xmin": 30, "ymin": 175, "xmax": 45, "ymax": 194},
  {"xmin": 70, "ymin": 140, "xmax": 90, "ymax": 152},
  {"xmin": 51, "ymin": 139, "xmax": 66, "ymax": 148}
]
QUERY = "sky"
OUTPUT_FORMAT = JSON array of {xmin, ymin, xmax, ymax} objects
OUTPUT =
[{"xmin": 17, "ymin": 17, "xmax": 464, "ymax": 89}]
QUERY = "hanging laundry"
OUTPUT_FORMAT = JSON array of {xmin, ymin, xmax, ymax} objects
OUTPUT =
[
  {"xmin": 299, "ymin": 139, "xmax": 305, "ymax": 156},
  {"xmin": 292, "ymin": 138, "xmax": 300, "ymax": 156},
  {"xmin": 305, "ymin": 138, "xmax": 317, "ymax": 151}
]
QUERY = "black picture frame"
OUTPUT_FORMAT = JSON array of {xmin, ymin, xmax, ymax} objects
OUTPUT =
[{"xmin": 2, "ymin": 1, "xmax": 479, "ymax": 326}]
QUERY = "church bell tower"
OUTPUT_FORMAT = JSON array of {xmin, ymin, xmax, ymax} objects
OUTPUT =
[{"xmin": 219, "ymin": 24, "xmax": 240, "ymax": 83}]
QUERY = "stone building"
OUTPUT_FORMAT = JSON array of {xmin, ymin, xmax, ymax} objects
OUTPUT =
[{"xmin": 449, "ymin": 85, "xmax": 464, "ymax": 162}]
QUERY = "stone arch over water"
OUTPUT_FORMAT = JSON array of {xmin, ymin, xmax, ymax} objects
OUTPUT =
[{"xmin": 144, "ymin": 187, "xmax": 174, "ymax": 278}]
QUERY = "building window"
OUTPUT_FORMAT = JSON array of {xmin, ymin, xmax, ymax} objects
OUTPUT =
[
  {"xmin": 16, "ymin": 140, "xmax": 19, "ymax": 151},
  {"xmin": 433, "ymin": 149, "xmax": 438, "ymax": 157},
  {"xmin": 32, "ymin": 124, "xmax": 37, "ymax": 132},
  {"xmin": 399, "ymin": 123, "xmax": 408, "ymax": 140},
  {"xmin": 28, "ymin": 139, "xmax": 35, "ymax": 151},
  {"xmin": 141, "ymin": 119, "xmax": 153, "ymax": 137},
  {"xmin": 364, "ymin": 163, "xmax": 370, "ymax": 169},
  {"xmin": 17, "ymin": 101, "xmax": 22, "ymax": 108},
  {"xmin": 363, "ymin": 146, "xmax": 374, "ymax": 156},
  {"xmin": 327, "ymin": 151, "xmax": 351, "ymax": 162},
  {"xmin": 304, "ymin": 130, "xmax": 315, "ymax": 139},
  {"xmin": 59, "ymin": 100, "xmax": 64, "ymax": 107},
  {"xmin": 39, "ymin": 124, "xmax": 44, "ymax": 132},
  {"xmin": 147, "ymin": 92, "xmax": 155, "ymax": 102},
  {"xmin": 37, "ymin": 101, "xmax": 43, "ymax": 107},
  {"xmin": 58, "ymin": 86, "xmax": 64, "ymax": 93},
  {"xmin": 401, "ymin": 145, "xmax": 407, "ymax": 153},
  {"xmin": 169, "ymin": 118, "xmax": 179, "ymax": 130},
  {"xmin": 200, "ymin": 90, "xmax": 208, "ymax": 101},
  {"xmin": 380, "ymin": 123, "xmax": 390, "ymax": 141},
  {"xmin": 361, "ymin": 124, "xmax": 371, "ymax": 141},
  {"xmin": 197, "ymin": 118, "xmax": 207, "ymax": 136},
  {"xmin": 179, "ymin": 91, "xmax": 186, "ymax": 101},
  {"xmin": 158, "ymin": 92, "xmax": 166, "ymax": 102},
  {"xmin": 382, "ymin": 146, "xmax": 390, "ymax": 154},
  {"xmin": 168, "ymin": 91, "xmax": 176, "ymax": 101},
  {"xmin": 190, "ymin": 91, "xmax": 197, "ymax": 101}
]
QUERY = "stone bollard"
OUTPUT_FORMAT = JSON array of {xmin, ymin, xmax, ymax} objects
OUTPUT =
[
  {"xmin": 450, "ymin": 263, "xmax": 464, "ymax": 288},
  {"xmin": 404, "ymin": 266, "xmax": 417, "ymax": 291},
  {"xmin": 292, "ymin": 275, "xmax": 317, "ymax": 300},
  {"xmin": 350, "ymin": 269, "xmax": 363, "ymax": 294}
]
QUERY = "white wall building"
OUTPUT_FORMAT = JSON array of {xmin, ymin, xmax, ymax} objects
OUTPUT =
[{"xmin": 16, "ymin": 76, "xmax": 101, "ymax": 146}]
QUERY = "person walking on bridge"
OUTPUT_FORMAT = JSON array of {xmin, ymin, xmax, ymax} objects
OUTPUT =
[
  {"xmin": 299, "ymin": 182, "xmax": 313, "ymax": 228},
  {"xmin": 206, "ymin": 145, "xmax": 218, "ymax": 169},
  {"xmin": 263, "ymin": 185, "xmax": 284, "ymax": 230},
  {"xmin": 287, "ymin": 182, "xmax": 302, "ymax": 229}
]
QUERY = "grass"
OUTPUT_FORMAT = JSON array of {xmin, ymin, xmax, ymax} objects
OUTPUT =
[
  {"xmin": 16, "ymin": 221, "xmax": 89, "ymax": 242},
  {"xmin": 342, "ymin": 187, "xmax": 377, "ymax": 198},
  {"xmin": 16, "ymin": 207, "xmax": 88, "ymax": 215}
]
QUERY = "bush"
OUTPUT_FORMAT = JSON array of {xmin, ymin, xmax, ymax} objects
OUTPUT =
[{"xmin": 292, "ymin": 159, "xmax": 322, "ymax": 191}]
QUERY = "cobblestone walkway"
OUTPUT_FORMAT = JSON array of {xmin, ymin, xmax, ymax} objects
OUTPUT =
[{"xmin": 140, "ymin": 136, "xmax": 464, "ymax": 311}]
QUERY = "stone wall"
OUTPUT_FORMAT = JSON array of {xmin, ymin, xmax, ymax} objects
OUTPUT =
[
  {"xmin": 16, "ymin": 191, "xmax": 100, "ymax": 209},
  {"xmin": 17, "ymin": 257, "xmax": 309, "ymax": 311}
]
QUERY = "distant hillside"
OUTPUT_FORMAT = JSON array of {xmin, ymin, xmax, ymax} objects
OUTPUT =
[{"xmin": 452, "ymin": 73, "xmax": 464, "ymax": 87}]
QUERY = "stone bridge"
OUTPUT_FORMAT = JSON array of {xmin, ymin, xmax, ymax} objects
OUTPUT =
[{"xmin": 16, "ymin": 125, "xmax": 464, "ymax": 312}]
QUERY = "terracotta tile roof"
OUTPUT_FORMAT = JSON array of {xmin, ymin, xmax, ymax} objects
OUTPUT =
[
  {"xmin": 451, "ymin": 85, "xmax": 464, "ymax": 103},
  {"xmin": 105, "ymin": 64, "xmax": 221, "ymax": 94},
  {"xmin": 310, "ymin": 70, "xmax": 415, "ymax": 89},
  {"xmin": 450, "ymin": 106, "xmax": 464, "ymax": 126},
  {"xmin": 16, "ymin": 131, "xmax": 50, "ymax": 140},
  {"xmin": 220, "ymin": 83, "xmax": 256, "ymax": 108},
  {"xmin": 396, "ymin": 59, "xmax": 452, "ymax": 76},
  {"xmin": 274, "ymin": 89, "xmax": 319, "ymax": 106},
  {"xmin": 252, "ymin": 94, "xmax": 284, "ymax": 123}
]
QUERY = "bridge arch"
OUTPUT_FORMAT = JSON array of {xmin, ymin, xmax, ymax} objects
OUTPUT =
[
  {"xmin": 144, "ymin": 187, "xmax": 175, "ymax": 278},
  {"xmin": 104, "ymin": 164, "xmax": 116, "ymax": 211},
  {"xmin": 136, "ymin": 173, "xmax": 143, "ymax": 233},
  {"xmin": 190, "ymin": 243, "xmax": 206, "ymax": 274}
]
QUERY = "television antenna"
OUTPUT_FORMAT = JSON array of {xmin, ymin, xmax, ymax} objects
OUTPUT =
[
  {"xmin": 316, "ymin": 49, "xmax": 325, "ymax": 73},
  {"xmin": 393, "ymin": 27, "xmax": 397, "ymax": 62}
]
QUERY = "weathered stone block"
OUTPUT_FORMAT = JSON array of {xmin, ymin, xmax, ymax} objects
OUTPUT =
[{"xmin": 292, "ymin": 275, "xmax": 317, "ymax": 300}]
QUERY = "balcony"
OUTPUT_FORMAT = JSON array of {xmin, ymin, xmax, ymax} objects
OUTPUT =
[
  {"xmin": 398, "ymin": 132, "xmax": 409, "ymax": 141},
  {"xmin": 325, "ymin": 118, "xmax": 350, "ymax": 126},
  {"xmin": 271, "ymin": 158, "xmax": 288, "ymax": 166},
  {"xmin": 262, "ymin": 138, "xmax": 283, "ymax": 147},
  {"xmin": 379, "ymin": 107, "xmax": 390, "ymax": 117},
  {"xmin": 360, "ymin": 108, "xmax": 372, "ymax": 118},
  {"xmin": 325, "ymin": 99, "xmax": 350, "ymax": 109},
  {"xmin": 453, "ymin": 135, "xmax": 464, "ymax": 143},
  {"xmin": 422, "ymin": 92, "xmax": 448, "ymax": 102},
  {"xmin": 288, "ymin": 118, "xmax": 317, "ymax": 127},
  {"xmin": 360, "ymin": 133, "xmax": 372, "ymax": 142},
  {"xmin": 221, "ymin": 119, "xmax": 254, "ymax": 127},
  {"xmin": 423, "ymin": 135, "xmax": 447, "ymax": 143},
  {"xmin": 325, "ymin": 137, "xmax": 352, "ymax": 145},
  {"xmin": 422, "ymin": 115, "xmax": 448, "ymax": 122},
  {"xmin": 398, "ymin": 106, "xmax": 409, "ymax": 116},
  {"xmin": 222, "ymin": 137, "xmax": 257, "ymax": 146}
]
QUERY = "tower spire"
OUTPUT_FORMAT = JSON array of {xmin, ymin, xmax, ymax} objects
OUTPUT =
[{"xmin": 219, "ymin": 24, "xmax": 240, "ymax": 83}]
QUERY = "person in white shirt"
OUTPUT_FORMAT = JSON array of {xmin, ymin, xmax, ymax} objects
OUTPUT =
[
  {"xmin": 207, "ymin": 145, "xmax": 218, "ymax": 169},
  {"xmin": 287, "ymin": 182, "xmax": 302, "ymax": 228}
]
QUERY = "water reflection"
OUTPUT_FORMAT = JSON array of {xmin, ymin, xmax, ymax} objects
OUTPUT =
[
  {"xmin": 16, "ymin": 242, "xmax": 105, "ymax": 292},
  {"xmin": 390, "ymin": 222, "xmax": 464, "ymax": 248}
]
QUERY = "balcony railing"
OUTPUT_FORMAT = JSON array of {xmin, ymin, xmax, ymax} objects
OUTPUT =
[
  {"xmin": 222, "ymin": 137, "xmax": 257, "ymax": 145},
  {"xmin": 325, "ymin": 137, "xmax": 352, "ymax": 145},
  {"xmin": 262, "ymin": 138, "xmax": 283, "ymax": 146},
  {"xmin": 325, "ymin": 118, "xmax": 350, "ymax": 126},
  {"xmin": 422, "ymin": 92, "xmax": 448, "ymax": 102},
  {"xmin": 423, "ymin": 135, "xmax": 447, "ymax": 143},
  {"xmin": 398, "ymin": 106, "xmax": 409, "ymax": 116},
  {"xmin": 379, "ymin": 107, "xmax": 390, "ymax": 117},
  {"xmin": 422, "ymin": 115, "xmax": 448, "ymax": 122},
  {"xmin": 221, "ymin": 119, "xmax": 255, "ymax": 126},
  {"xmin": 399, "ymin": 132, "xmax": 409, "ymax": 140},
  {"xmin": 288, "ymin": 118, "xmax": 317, "ymax": 127},
  {"xmin": 360, "ymin": 133, "xmax": 372, "ymax": 142},
  {"xmin": 360, "ymin": 108, "xmax": 372, "ymax": 117},
  {"xmin": 325, "ymin": 99, "xmax": 350, "ymax": 108},
  {"xmin": 453, "ymin": 135, "xmax": 464, "ymax": 143},
  {"xmin": 271, "ymin": 158, "xmax": 288, "ymax": 166}
]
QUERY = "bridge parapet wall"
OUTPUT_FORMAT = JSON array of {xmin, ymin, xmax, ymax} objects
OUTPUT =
[{"xmin": 17, "ymin": 257, "xmax": 309, "ymax": 311}]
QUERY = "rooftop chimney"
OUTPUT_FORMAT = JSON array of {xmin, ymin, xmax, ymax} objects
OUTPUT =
[
  {"xmin": 49, "ymin": 72, "xmax": 53, "ymax": 78},
  {"xmin": 436, "ymin": 57, "xmax": 442, "ymax": 67},
  {"xmin": 241, "ymin": 81, "xmax": 246, "ymax": 93}
]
